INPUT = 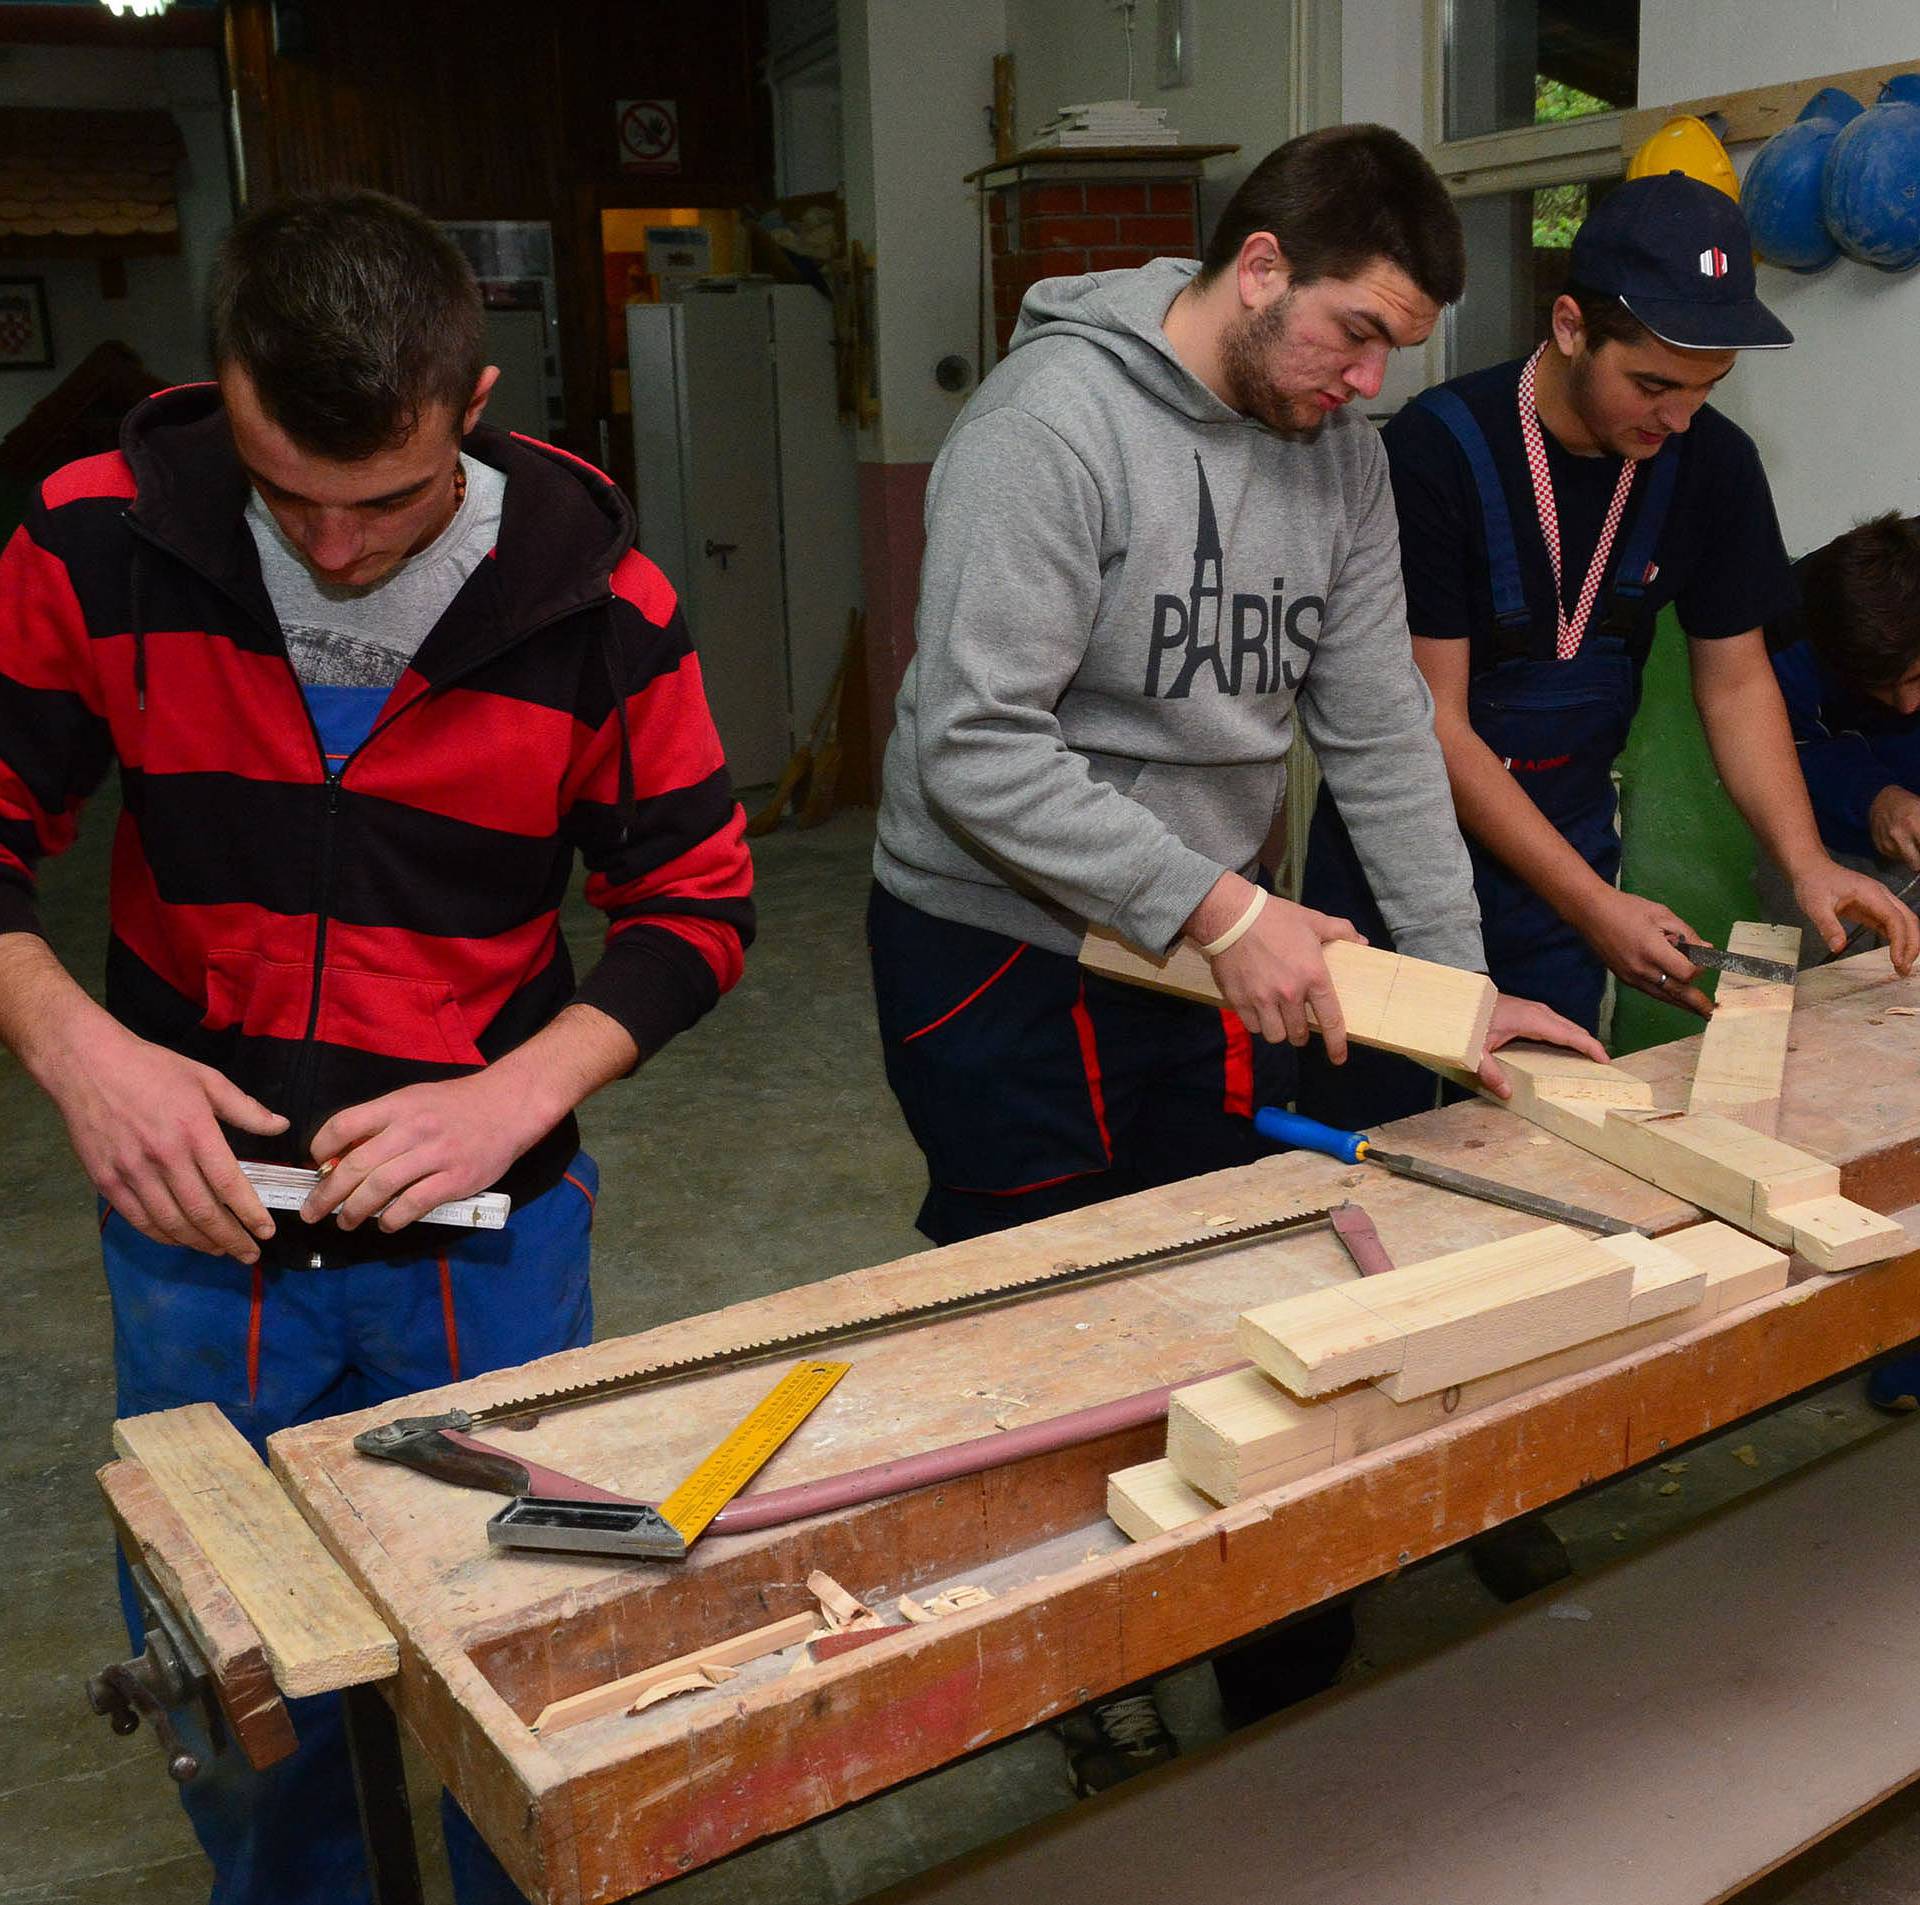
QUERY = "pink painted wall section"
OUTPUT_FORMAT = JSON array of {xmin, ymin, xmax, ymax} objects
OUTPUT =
[{"xmin": 857, "ymin": 458, "xmax": 932, "ymax": 774}]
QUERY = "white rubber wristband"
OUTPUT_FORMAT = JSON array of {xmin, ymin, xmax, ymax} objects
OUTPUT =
[{"xmin": 1198, "ymin": 888, "xmax": 1267, "ymax": 958}]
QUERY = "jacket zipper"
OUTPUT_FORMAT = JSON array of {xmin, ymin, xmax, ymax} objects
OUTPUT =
[{"xmin": 126, "ymin": 511, "xmax": 617, "ymax": 1147}]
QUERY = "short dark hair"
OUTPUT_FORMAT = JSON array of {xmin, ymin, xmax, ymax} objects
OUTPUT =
[
  {"xmin": 1198, "ymin": 125, "xmax": 1466, "ymax": 307},
  {"xmin": 1799, "ymin": 513, "xmax": 1920, "ymax": 689},
  {"xmin": 1562, "ymin": 280, "xmax": 1654, "ymax": 353},
  {"xmin": 211, "ymin": 189, "xmax": 485, "ymax": 460}
]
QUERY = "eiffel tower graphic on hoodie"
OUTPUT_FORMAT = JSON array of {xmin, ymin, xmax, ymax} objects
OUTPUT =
[{"xmin": 1146, "ymin": 454, "xmax": 1324, "ymax": 699}]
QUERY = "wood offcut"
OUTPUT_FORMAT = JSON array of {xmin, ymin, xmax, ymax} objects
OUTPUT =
[{"xmin": 1079, "ymin": 926, "xmax": 1497, "ymax": 1071}]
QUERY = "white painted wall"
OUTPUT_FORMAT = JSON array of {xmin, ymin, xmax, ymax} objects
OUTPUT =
[
  {"xmin": 0, "ymin": 45, "xmax": 232, "ymax": 437},
  {"xmin": 1640, "ymin": 2, "xmax": 1920, "ymax": 552},
  {"xmin": 1005, "ymin": 0, "xmax": 1295, "ymax": 225},
  {"xmin": 839, "ymin": 0, "xmax": 1005, "ymax": 463}
]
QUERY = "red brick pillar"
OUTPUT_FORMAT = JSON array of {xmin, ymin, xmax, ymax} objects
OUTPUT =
[{"xmin": 989, "ymin": 177, "xmax": 1201, "ymax": 355}]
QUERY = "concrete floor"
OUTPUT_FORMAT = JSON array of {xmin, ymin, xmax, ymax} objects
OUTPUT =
[{"xmin": 4, "ymin": 796, "xmax": 1918, "ymax": 1904}]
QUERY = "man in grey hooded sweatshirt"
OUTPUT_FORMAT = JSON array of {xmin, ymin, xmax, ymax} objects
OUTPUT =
[{"xmin": 870, "ymin": 125, "xmax": 1604, "ymax": 1255}]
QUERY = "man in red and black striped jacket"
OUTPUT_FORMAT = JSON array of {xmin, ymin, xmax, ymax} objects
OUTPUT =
[{"xmin": 0, "ymin": 191, "xmax": 751, "ymax": 1903}]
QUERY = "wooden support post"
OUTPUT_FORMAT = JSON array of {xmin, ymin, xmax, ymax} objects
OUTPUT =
[
  {"xmin": 1079, "ymin": 925, "xmax": 1496, "ymax": 1072},
  {"xmin": 1687, "ymin": 923, "xmax": 1801, "ymax": 1132},
  {"xmin": 112, "ymin": 1405, "xmax": 396, "ymax": 1698}
]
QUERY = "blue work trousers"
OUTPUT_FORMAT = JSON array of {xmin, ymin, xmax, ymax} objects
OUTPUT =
[
  {"xmin": 868, "ymin": 884, "xmax": 1296, "ymax": 1245},
  {"xmin": 107, "ymin": 1155, "xmax": 599, "ymax": 1905}
]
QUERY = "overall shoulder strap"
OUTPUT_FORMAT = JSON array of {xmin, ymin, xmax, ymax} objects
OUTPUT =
[{"xmin": 1414, "ymin": 387, "xmax": 1533, "ymax": 660}]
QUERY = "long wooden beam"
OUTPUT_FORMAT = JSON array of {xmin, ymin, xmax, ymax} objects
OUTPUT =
[{"xmin": 1079, "ymin": 925, "xmax": 1496, "ymax": 1071}]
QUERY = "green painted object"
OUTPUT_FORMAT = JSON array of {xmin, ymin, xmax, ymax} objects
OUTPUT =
[{"xmin": 1613, "ymin": 608, "xmax": 1758, "ymax": 1054}]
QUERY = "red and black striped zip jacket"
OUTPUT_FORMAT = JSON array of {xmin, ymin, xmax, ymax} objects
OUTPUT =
[{"xmin": 0, "ymin": 384, "xmax": 754, "ymax": 1266}]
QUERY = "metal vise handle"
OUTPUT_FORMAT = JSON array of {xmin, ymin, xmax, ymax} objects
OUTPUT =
[{"xmin": 87, "ymin": 1562, "xmax": 223, "ymax": 1783}]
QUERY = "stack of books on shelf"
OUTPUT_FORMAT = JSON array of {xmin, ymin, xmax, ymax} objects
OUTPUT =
[{"xmin": 1032, "ymin": 101, "xmax": 1182, "ymax": 149}]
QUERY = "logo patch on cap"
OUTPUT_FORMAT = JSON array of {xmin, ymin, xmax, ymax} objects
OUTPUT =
[{"xmin": 1698, "ymin": 246, "xmax": 1729, "ymax": 278}]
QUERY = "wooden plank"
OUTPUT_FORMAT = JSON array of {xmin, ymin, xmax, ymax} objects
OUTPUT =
[
  {"xmin": 1621, "ymin": 58, "xmax": 1920, "ymax": 154},
  {"xmin": 1237, "ymin": 1225, "xmax": 1636, "ymax": 1402},
  {"xmin": 1078, "ymin": 925, "xmax": 1497, "ymax": 1071},
  {"xmin": 96, "ymin": 1457, "xmax": 299, "ymax": 1772},
  {"xmin": 111, "ymin": 1404, "xmax": 396, "ymax": 1698},
  {"xmin": 890, "ymin": 1423, "xmax": 1920, "ymax": 1905},
  {"xmin": 1687, "ymin": 923, "xmax": 1800, "ymax": 1133},
  {"xmin": 1106, "ymin": 1460, "xmax": 1214, "ymax": 1541},
  {"xmin": 1162, "ymin": 1225, "xmax": 1775, "ymax": 1512},
  {"xmin": 1471, "ymin": 1046, "xmax": 1909, "ymax": 1272},
  {"xmin": 531, "ymin": 1611, "xmax": 822, "ymax": 1735}
]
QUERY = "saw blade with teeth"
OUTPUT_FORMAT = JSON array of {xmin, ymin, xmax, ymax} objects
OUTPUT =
[{"xmin": 449, "ymin": 1197, "xmax": 1338, "ymax": 1430}]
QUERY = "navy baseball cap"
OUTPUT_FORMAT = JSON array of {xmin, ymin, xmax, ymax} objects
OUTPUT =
[{"xmin": 1570, "ymin": 173, "xmax": 1793, "ymax": 350}]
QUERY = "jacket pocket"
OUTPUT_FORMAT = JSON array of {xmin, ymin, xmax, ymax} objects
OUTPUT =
[{"xmin": 203, "ymin": 948, "xmax": 485, "ymax": 1067}]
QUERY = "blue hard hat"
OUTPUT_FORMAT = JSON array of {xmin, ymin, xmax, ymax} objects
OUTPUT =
[
  {"xmin": 1822, "ymin": 77, "xmax": 1920, "ymax": 272},
  {"xmin": 1741, "ymin": 88, "xmax": 1862, "ymax": 273}
]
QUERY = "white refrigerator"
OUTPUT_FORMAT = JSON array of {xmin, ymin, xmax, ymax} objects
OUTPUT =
[{"xmin": 626, "ymin": 283, "xmax": 862, "ymax": 790}]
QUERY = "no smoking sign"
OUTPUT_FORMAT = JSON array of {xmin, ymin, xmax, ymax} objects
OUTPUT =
[{"xmin": 617, "ymin": 98, "xmax": 681, "ymax": 175}]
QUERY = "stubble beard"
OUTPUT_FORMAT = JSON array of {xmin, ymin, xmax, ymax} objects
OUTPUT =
[{"xmin": 1219, "ymin": 293, "xmax": 1324, "ymax": 441}]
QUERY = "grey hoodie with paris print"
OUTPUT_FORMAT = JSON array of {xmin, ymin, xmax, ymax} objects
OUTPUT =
[{"xmin": 873, "ymin": 256, "xmax": 1485, "ymax": 972}]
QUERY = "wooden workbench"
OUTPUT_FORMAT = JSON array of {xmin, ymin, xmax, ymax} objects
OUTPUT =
[{"xmin": 227, "ymin": 955, "xmax": 1920, "ymax": 1898}]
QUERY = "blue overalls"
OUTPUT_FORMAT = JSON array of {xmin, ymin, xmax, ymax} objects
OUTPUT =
[
  {"xmin": 1297, "ymin": 389, "xmax": 1678, "ymax": 1130},
  {"xmin": 106, "ymin": 681, "xmax": 587, "ymax": 1905}
]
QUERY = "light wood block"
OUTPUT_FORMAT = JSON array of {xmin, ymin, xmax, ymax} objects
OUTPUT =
[
  {"xmin": 1460, "ymin": 1044, "xmax": 1654, "ymax": 1144},
  {"xmin": 1108, "ymin": 1459, "xmax": 1214, "ymax": 1542},
  {"xmin": 1687, "ymin": 923, "xmax": 1800, "ymax": 1133},
  {"xmin": 1595, "ymin": 1232, "xmax": 1710, "ymax": 1325},
  {"xmin": 1166, "ymin": 1367, "xmax": 1335, "ymax": 1507},
  {"xmin": 1784, "ymin": 1195, "xmax": 1911, "ymax": 1273},
  {"xmin": 1238, "ymin": 1225, "xmax": 1636, "ymax": 1403},
  {"xmin": 1172, "ymin": 1224, "xmax": 1784, "ymax": 1509},
  {"xmin": 1473, "ymin": 1066, "xmax": 1905, "ymax": 1273},
  {"xmin": 112, "ymin": 1405, "xmax": 396, "ymax": 1699},
  {"xmin": 1079, "ymin": 925, "xmax": 1496, "ymax": 1071},
  {"xmin": 1233, "ymin": 1281, "xmax": 1407, "ymax": 1396}
]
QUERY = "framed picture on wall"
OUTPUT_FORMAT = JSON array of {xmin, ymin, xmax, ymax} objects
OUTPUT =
[{"xmin": 0, "ymin": 279, "xmax": 52, "ymax": 370}]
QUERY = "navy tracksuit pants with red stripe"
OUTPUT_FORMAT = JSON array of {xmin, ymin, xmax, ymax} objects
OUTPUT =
[
  {"xmin": 105, "ymin": 1156, "xmax": 598, "ymax": 1905},
  {"xmin": 868, "ymin": 885, "xmax": 1296, "ymax": 1244}
]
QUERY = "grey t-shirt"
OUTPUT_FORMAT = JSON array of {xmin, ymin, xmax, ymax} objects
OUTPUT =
[{"xmin": 247, "ymin": 454, "xmax": 507, "ymax": 687}]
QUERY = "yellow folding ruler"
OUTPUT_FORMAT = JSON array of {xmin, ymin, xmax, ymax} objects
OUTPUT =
[{"xmin": 657, "ymin": 1360, "xmax": 850, "ymax": 1545}]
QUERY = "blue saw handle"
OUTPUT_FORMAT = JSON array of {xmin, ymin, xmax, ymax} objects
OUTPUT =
[{"xmin": 1254, "ymin": 1106, "xmax": 1370, "ymax": 1164}]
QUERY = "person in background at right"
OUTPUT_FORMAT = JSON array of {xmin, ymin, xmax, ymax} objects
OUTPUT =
[
  {"xmin": 1760, "ymin": 512, "xmax": 1920, "ymax": 941},
  {"xmin": 1760, "ymin": 511, "xmax": 1920, "ymax": 1415}
]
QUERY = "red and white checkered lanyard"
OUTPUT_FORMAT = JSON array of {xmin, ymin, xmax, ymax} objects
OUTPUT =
[{"xmin": 1517, "ymin": 343, "xmax": 1638, "ymax": 661}]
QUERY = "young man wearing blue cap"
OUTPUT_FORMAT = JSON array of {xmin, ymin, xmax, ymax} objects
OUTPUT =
[{"xmin": 1300, "ymin": 173, "xmax": 1918, "ymax": 1135}]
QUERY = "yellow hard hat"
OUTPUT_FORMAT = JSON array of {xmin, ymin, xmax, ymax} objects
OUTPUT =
[{"xmin": 1628, "ymin": 115, "xmax": 1738, "ymax": 201}]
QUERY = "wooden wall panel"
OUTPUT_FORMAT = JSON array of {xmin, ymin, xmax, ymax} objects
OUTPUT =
[{"xmin": 224, "ymin": 0, "xmax": 773, "ymax": 458}]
